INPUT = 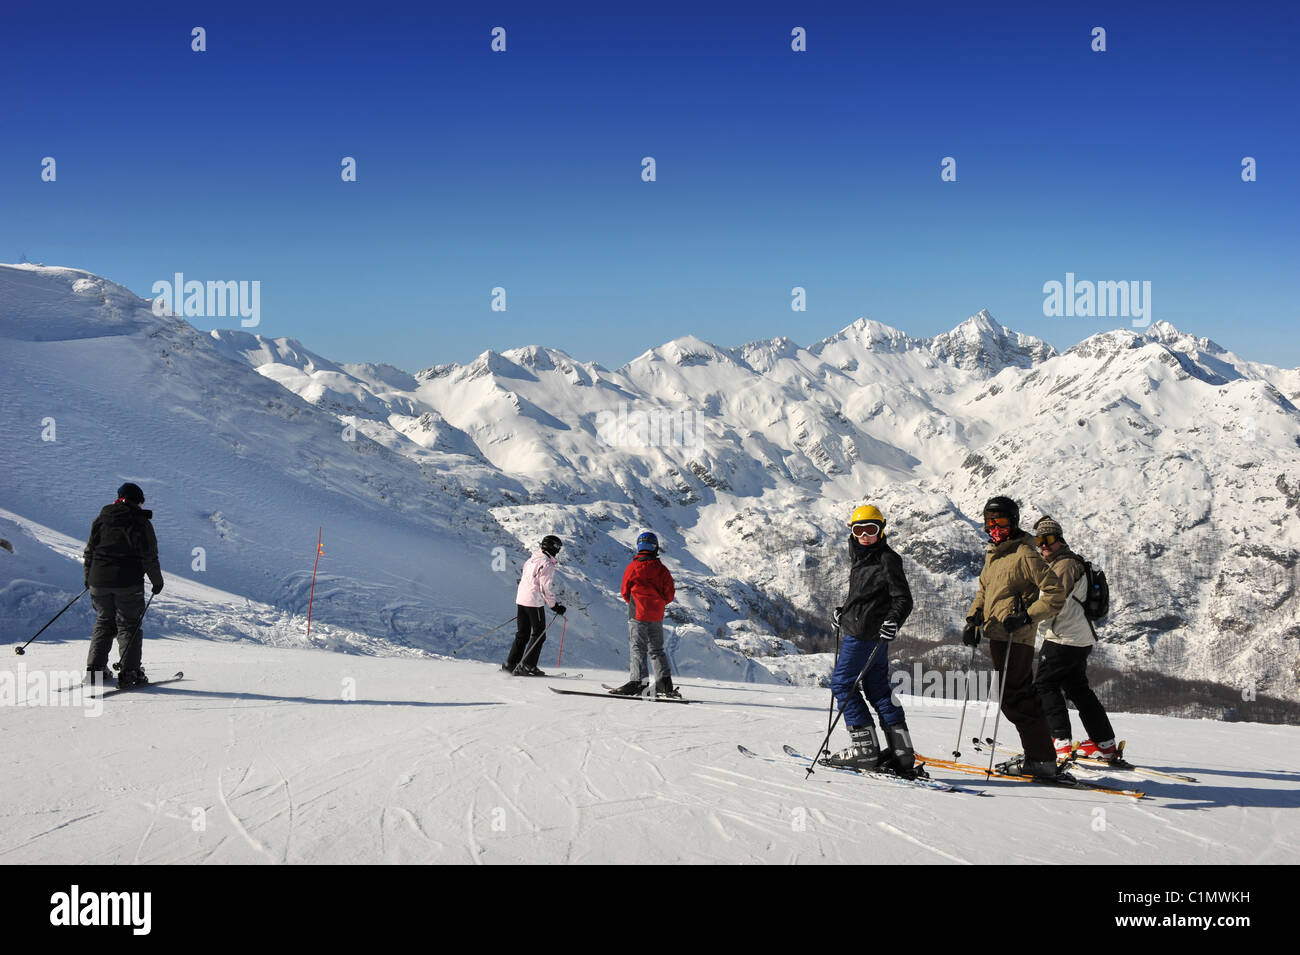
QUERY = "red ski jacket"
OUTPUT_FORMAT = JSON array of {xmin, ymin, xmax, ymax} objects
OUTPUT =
[{"xmin": 621, "ymin": 555, "xmax": 675, "ymax": 622}]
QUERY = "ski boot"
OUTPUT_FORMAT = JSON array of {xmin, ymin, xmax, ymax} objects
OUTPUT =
[
  {"xmin": 117, "ymin": 668, "xmax": 149, "ymax": 689},
  {"xmin": 654, "ymin": 676, "xmax": 682, "ymax": 700},
  {"xmin": 996, "ymin": 754, "xmax": 1072, "ymax": 781},
  {"xmin": 501, "ymin": 663, "xmax": 516, "ymax": 674},
  {"xmin": 84, "ymin": 667, "xmax": 114, "ymax": 688},
  {"xmin": 514, "ymin": 664, "xmax": 546, "ymax": 677},
  {"xmin": 1077, "ymin": 738, "xmax": 1119, "ymax": 762},
  {"xmin": 608, "ymin": 680, "xmax": 649, "ymax": 697},
  {"xmin": 879, "ymin": 721, "xmax": 919, "ymax": 780},
  {"xmin": 1054, "ymin": 738, "xmax": 1075, "ymax": 758},
  {"xmin": 823, "ymin": 724, "xmax": 881, "ymax": 771}
]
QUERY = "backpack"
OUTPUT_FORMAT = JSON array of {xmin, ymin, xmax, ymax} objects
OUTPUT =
[{"xmin": 1072, "ymin": 557, "xmax": 1109, "ymax": 622}]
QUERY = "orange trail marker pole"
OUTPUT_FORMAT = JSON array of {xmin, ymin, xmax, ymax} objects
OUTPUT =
[{"xmin": 306, "ymin": 528, "xmax": 323, "ymax": 638}]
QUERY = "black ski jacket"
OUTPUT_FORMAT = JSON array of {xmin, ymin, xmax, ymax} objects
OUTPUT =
[
  {"xmin": 839, "ymin": 536, "xmax": 912, "ymax": 639},
  {"xmin": 83, "ymin": 503, "xmax": 163, "ymax": 590}
]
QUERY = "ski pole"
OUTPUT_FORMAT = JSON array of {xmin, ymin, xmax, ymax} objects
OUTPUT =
[
  {"xmin": 825, "ymin": 613, "xmax": 843, "ymax": 745},
  {"xmin": 556, "ymin": 615, "xmax": 567, "ymax": 666},
  {"xmin": 111, "ymin": 593, "xmax": 155, "ymax": 672},
  {"xmin": 452, "ymin": 614, "xmax": 519, "ymax": 656},
  {"xmin": 514, "ymin": 610, "xmax": 558, "ymax": 672},
  {"xmin": 975, "ymin": 647, "xmax": 994, "ymax": 746},
  {"xmin": 984, "ymin": 631, "xmax": 1014, "ymax": 778},
  {"xmin": 951, "ymin": 641, "xmax": 978, "ymax": 758},
  {"xmin": 805, "ymin": 637, "xmax": 887, "ymax": 780},
  {"xmin": 108, "ymin": 592, "xmax": 156, "ymax": 671},
  {"xmin": 14, "ymin": 587, "xmax": 88, "ymax": 655}
]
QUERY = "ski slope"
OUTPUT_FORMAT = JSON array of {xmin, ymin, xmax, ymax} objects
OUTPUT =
[
  {"xmin": 3, "ymin": 635, "xmax": 1297, "ymax": 865},
  {"xmin": 0, "ymin": 264, "xmax": 765, "ymax": 679},
  {"xmin": 3, "ymin": 262, "xmax": 1298, "ymax": 864},
  {"xmin": 4, "ymin": 263, "xmax": 1300, "ymax": 700}
]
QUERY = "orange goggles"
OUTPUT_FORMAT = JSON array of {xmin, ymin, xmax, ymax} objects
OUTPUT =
[{"xmin": 984, "ymin": 515, "xmax": 1012, "ymax": 528}]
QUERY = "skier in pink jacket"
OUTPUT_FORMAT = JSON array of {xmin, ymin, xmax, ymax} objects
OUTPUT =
[{"xmin": 503, "ymin": 535, "xmax": 567, "ymax": 675}]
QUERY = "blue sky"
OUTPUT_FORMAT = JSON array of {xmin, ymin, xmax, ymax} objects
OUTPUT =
[{"xmin": 3, "ymin": 1, "xmax": 1296, "ymax": 369}]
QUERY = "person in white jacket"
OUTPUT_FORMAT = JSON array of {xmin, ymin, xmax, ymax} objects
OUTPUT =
[
  {"xmin": 1031, "ymin": 516, "xmax": 1118, "ymax": 761},
  {"xmin": 503, "ymin": 535, "xmax": 566, "ymax": 676}
]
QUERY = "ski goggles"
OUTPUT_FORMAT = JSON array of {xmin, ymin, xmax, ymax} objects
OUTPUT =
[
  {"xmin": 851, "ymin": 522, "xmax": 882, "ymax": 537},
  {"xmin": 984, "ymin": 515, "xmax": 1012, "ymax": 528},
  {"xmin": 1036, "ymin": 533, "xmax": 1059, "ymax": 547}
]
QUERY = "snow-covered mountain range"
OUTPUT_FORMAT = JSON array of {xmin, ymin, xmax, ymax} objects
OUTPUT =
[{"xmin": 3, "ymin": 264, "xmax": 1298, "ymax": 706}]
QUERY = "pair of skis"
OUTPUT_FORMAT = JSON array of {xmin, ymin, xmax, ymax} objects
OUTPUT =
[
  {"xmin": 741, "ymin": 744, "xmax": 1143, "ymax": 798},
  {"xmin": 98, "ymin": 671, "xmax": 185, "ymax": 698},
  {"xmin": 505, "ymin": 669, "xmax": 584, "ymax": 680},
  {"xmin": 59, "ymin": 671, "xmax": 186, "ymax": 698},
  {"xmin": 976, "ymin": 740, "xmax": 1196, "ymax": 784},
  {"xmin": 1069, "ymin": 742, "xmax": 1197, "ymax": 783},
  {"xmin": 548, "ymin": 683, "xmax": 690, "ymax": 704},
  {"xmin": 740, "ymin": 744, "xmax": 989, "ymax": 796},
  {"xmin": 916, "ymin": 752, "xmax": 1146, "ymax": 798}
]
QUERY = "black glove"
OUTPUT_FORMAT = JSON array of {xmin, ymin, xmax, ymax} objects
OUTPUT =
[
  {"xmin": 151, "ymin": 579, "xmax": 164, "ymax": 595},
  {"xmin": 833, "ymin": 606, "xmax": 843, "ymax": 629},
  {"xmin": 552, "ymin": 603, "xmax": 566, "ymax": 616},
  {"xmin": 962, "ymin": 615, "xmax": 982, "ymax": 646},
  {"xmin": 878, "ymin": 620, "xmax": 899, "ymax": 641},
  {"xmin": 1002, "ymin": 609, "xmax": 1031, "ymax": 631}
]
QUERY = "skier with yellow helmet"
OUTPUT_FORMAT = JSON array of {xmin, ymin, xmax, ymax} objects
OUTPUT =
[{"xmin": 824, "ymin": 504, "xmax": 917, "ymax": 777}]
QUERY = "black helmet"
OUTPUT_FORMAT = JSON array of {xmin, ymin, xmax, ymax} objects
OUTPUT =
[
  {"xmin": 540, "ymin": 535, "xmax": 563, "ymax": 557},
  {"xmin": 983, "ymin": 495, "xmax": 1019, "ymax": 528},
  {"xmin": 116, "ymin": 482, "xmax": 145, "ymax": 505}
]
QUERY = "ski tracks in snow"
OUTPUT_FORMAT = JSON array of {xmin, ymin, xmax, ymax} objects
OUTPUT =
[
  {"xmin": 260, "ymin": 746, "xmax": 296, "ymax": 863},
  {"xmin": 216, "ymin": 764, "xmax": 276, "ymax": 862},
  {"xmin": 875, "ymin": 822, "xmax": 973, "ymax": 864}
]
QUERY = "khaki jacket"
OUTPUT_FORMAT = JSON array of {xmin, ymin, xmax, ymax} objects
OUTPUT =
[
  {"xmin": 967, "ymin": 532, "xmax": 1066, "ymax": 646},
  {"xmin": 1038, "ymin": 550, "xmax": 1095, "ymax": 647}
]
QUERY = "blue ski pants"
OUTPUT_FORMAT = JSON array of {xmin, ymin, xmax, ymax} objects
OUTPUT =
[{"xmin": 831, "ymin": 634, "xmax": 904, "ymax": 729}]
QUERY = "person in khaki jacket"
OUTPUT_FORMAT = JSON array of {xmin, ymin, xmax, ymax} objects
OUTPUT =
[
  {"xmin": 1031, "ymin": 516, "xmax": 1119, "ymax": 761},
  {"xmin": 961, "ymin": 496, "xmax": 1066, "ymax": 779}
]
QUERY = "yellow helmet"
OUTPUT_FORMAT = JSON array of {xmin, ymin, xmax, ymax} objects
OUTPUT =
[{"xmin": 848, "ymin": 504, "xmax": 884, "ymax": 527}]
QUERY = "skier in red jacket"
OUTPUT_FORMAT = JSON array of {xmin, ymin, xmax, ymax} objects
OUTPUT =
[{"xmin": 611, "ymin": 532, "xmax": 678, "ymax": 698}]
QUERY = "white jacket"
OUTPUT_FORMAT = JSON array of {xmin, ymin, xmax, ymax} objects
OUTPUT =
[
  {"xmin": 515, "ymin": 551, "xmax": 557, "ymax": 608},
  {"xmin": 1038, "ymin": 552, "xmax": 1095, "ymax": 647}
]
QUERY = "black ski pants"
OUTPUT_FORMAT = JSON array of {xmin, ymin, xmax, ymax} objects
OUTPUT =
[
  {"xmin": 1035, "ymin": 642, "xmax": 1115, "ymax": 744},
  {"xmin": 87, "ymin": 586, "xmax": 146, "ymax": 673},
  {"xmin": 506, "ymin": 605, "xmax": 547, "ymax": 669},
  {"xmin": 989, "ymin": 638, "xmax": 1055, "ymax": 762}
]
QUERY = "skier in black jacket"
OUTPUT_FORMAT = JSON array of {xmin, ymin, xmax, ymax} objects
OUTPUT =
[
  {"xmin": 82, "ymin": 483, "xmax": 164, "ymax": 687},
  {"xmin": 825, "ymin": 504, "xmax": 917, "ymax": 777}
]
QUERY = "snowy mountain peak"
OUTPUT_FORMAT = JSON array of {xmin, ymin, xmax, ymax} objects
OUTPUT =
[
  {"xmin": 1143, "ymin": 320, "xmax": 1228, "ymax": 357},
  {"xmin": 968, "ymin": 308, "xmax": 1000, "ymax": 333},
  {"xmin": 208, "ymin": 330, "xmax": 341, "ymax": 375},
  {"xmin": 462, "ymin": 349, "xmax": 538, "ymax": 383},
  {"xmin": 927, "ymin": 309, "xmax": 1056, "ymax": 374},
  {"xmin": 736, "ymin": 335, "xmax": 806, "ymax": 372},
  {"xmin": 813, "ymin": 317, "xmax": 913, "ymax": 354},
  {"xmin": 0, "ymin": 263, "xmax": 160, "ymax": 342},
  {"xmin": 503, "ymin": 344, "xmax": 570, "ymax": 372},
  {"xmin": 633, "ymin": 335, "xmax": 743, "ymax": 369}
]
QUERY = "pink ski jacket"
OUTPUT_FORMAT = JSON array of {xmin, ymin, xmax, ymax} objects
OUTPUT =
[{"xmin": 515, "ymin": 550, "xmax": 558, "ymax": 608}]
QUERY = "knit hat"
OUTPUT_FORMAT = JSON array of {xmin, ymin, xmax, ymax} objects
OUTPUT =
[{"xmin": 1033, "ymin": 515, "xmax": 1064, "ymax": 540}]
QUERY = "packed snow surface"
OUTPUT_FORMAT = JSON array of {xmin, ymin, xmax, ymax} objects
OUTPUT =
[{"xmin": 4, "ymin": 637, "xmax": 1297, "ymax": 864}]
